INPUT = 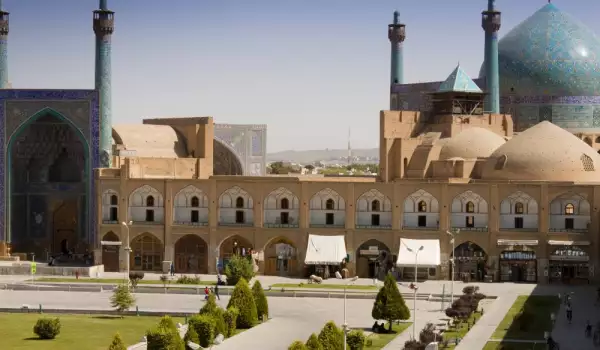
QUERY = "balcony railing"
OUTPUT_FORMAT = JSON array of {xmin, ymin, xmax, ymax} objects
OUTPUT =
[
  {"xmin": 264, "ymin": 223, "xmax": 299, "ymax": 228},
  {"xmin": 451, "ymin": 226, "xmax": 488, "ymax": 232},
  {"xmin": 402, "ymin": 225, "xmax": 440, "ymax": 231},
  {"xmin": 218, "ymin": 222, "xmax": 254, "ymax": 227},
  {"xmin": 173, "ymin": 221, "xmax": 209, "ymax": 227},
  {"xmin": 548, "ymin": 228, "xmax": 588, "ymax": 234},
  {"xmin": 309, "ymin": 224, "xmax": 345, "ymax": 228},
  {"xmin": 132, "ymin": 221, "xmax": 164, "ymax": 225},
  {"xmin": 356, "ymin": 224, "xmax": 392, "ymax": 229},
  {"xmin": 499, "ymin": 227, "xmax": 538, "ymax": 232},
  {"xmin": 102, "ymin": 220, "xmax": 119, "ymax": 224}
]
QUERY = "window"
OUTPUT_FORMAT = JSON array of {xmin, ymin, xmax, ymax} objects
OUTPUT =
[
  {"xmin": 417, "ymin": 201, "xmax": 427, "ymax": 213},
  {"xmin": 325, "ymin": 199, "xmax": 335, "ymax": 210},
  {"xmin": 145, "ymin": 209, "xmax": 154, "ymax": 222},
  {"xmin": 280, "ymin": 212, "xmax": 289, "ymax": 224},
  {"xmin": 281, "ymin": 198, "xmax": 289, "ymax": 209},
  {"xmin": 325, "ymin": 213, "xmax": 334, "ymax": 225},
  {"xmin": 514, "ymin": 217, "xmax": 524, "ymax": 229},
  {"xmin": 235, "ymin": 197, "xmax": 244, "ymax": 208},
  {"xmin": 191, "ymin": 210, "xmax": 199, "ymax": 223},
  {"xmin": 466, "ymin": 216, "xmax": 474, "ymax": 228},
  {"xmin": 146, "ymin": 196, "xmax": 155, "ymax": 207},
  {"xmin": 110, "ymin": 195, "xmax": 118, "ymax": 206},
  {"xmin": 371, "ymin": 200, "xmax": 381, "ymax": 212},
  {"xmin": 418, "ymin": 215, "xmax": 427, "ymax": 227},
  {"xmin": 235, "ymin": 210, "xmax": 245, "ymax": 223},
  {"xmin": 466, "ymin": 201, "xmax": 475, "ymax": 213},
  {"xmin": 515, "ymin": 202, "xmax": 524, "ymax": 214},
  {"xmin": 565, "ymin": 218, "xmax": 574, "ymax": 230},
  {"xmin": 565, "ymin": 203, "xmax": 574, "ymax": 215},
  {"xmin": 191, "ymin": 196, "xmax": 200, "ymax": 207},
  {"xmin": 110, "ymin": 207, "xmax": 118, "ymax": 221},
  {"xmin": 371, "ymin": 214, "xmax": 380, "ymax": 226},
  {"xmin": 581, "ymin": 154, "xmax": 595, "ymax": 171}
]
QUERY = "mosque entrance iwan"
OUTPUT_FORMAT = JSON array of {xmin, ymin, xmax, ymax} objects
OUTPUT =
[{"xmin": 8, "ymin": 109, "xmax": 89, "ymax": 261}]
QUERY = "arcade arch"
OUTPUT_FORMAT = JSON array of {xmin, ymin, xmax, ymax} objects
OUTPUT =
[
  {"xmin": 174, "ymin": 235, "xmax": 208, "ymax": 274},
  {"xmin": 263, "ymin": 237, "xmax": 298, "ymax": 276},
  {"xmin": 131, "ymin": 233, "xmax": 163, "ymax": 272},
  {"xmin": 451, "ymin": 241, "xmax": 488, "ymax": 282},
  {"xmin": 450, "ymin": 191, "xmax": 488, "ymax": 230},
  {"xmin": 101, "ymin": 231, "xmax": 120, "ymax": 272},
  {"xmin": 355, "ymin": 239, "xmax": 391, "ymax": 279},
  {"xmin": 218, "ymin": 235, "xmax": 254, "ymax": 272}
]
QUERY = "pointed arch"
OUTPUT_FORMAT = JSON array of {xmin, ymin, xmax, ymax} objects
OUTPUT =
[
  {"xmin": 309, "ymin": 188, "xmax": 346, "ymax": 210},
  {"xmin": 499, "ymin": 191, "xmax": 539, "ymax": 230},
  {"xmin": 451, "ymin": 190, "xmax": 487, "ymax": 213},
  {"xmin": 129, "ymin": 185, "xmax": 164, "ymax": 207},
  {"xmin": 218, "ymin": 186, "xmax": 254, "ymax": 226},
  {"xmin": 101, "ymin": 189, "xmax": 119, "ymax": 223},
  {"xmin": 549, "ymin": 192, "xmax": 591, "ymax": 233},
  {"xmin": 403, "ymin": 189, "xmax": 439, "ymax": 213},
  {"xmin": 174, "ymin": 185, "xmax": 208, "ymax": 208},
  {"xmin": 450, "ymin": 190, "xmax": 488, "ymax": 231},
  {"xmin": 264, "ymin": 187, "xmax": 299, "ymax": 210},
  {"xmin": 264, "ymin": 187, "xmax": 300, "ymax": 227},
  {"xmin": 219, "ymin": 186, "xmax": 253, "ymax": 209},
  {"xmin": 128, "ymin": 185, "xmax": 164, "ymax": 223},
  {"xmin": 173, "ymin": 185, "xmax": 209, "ymax": 225},
  {"xmin": 309, "ymin": 188, "xmax": 346, "ymax": 227},
  {"xmin": 356, "ymin": 189, "xmax": 391, "ymax": 212}
]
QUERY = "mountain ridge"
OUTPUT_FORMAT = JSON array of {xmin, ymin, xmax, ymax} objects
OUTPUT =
[{"xmin": 267, "ymin": 147, "xmax": 379, "ymax": 163}]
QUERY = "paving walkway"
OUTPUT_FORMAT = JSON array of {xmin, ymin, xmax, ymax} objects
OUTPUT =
[
  {"xmin": 454, "ymin": 295, "xmax": 516, "ymax": 350},
  {"xmin": 551, "ymin": 289, "xmax": 599, "ymax": 350}
]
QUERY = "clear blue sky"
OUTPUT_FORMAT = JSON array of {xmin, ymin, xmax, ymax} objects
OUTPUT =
[{"xmin": 6, "ymin": 1, "xmax": 600, "ymax": 152}]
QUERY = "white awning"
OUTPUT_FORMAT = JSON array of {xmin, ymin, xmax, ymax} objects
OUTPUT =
[
  {"xmin": 304, "ymin": 234, "xmax": 347, "ymax": 265},
  {"xmin": 548, "ymin": 240, "xmax": 590, "ymax": 246},
  {"xmin": 396, "ymin": 238, "xmax": 441, "ymax": 267},
  {"xmin": 497, "ymin": 239, "xmax": 538, "ymax": 246},
  {"xmin": 101, "ymin": 241, "xmax": 122, "ymax": 246}
]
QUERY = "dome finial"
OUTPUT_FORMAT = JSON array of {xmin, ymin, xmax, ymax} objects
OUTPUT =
[
  {"xmin": 393, "ymin": 10, "xmax": 399, "ymax": 24},
  {"xmin": 99, "ymin": 0, "xmax": 108, "ymax": 10}
]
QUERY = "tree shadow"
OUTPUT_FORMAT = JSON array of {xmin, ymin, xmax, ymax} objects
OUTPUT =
[
  {"xmin": 23, "ymin": 337, "xmax": 45, "ymax": 341},
  {"xmin": 91, "ymin": 315, "xmax": 123, "ymax": 320}
]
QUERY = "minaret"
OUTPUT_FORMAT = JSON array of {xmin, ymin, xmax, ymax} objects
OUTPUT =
[
  {"xmin": 482, "ymin": 0, "xmax": 501, "ymax": 113},
  {"xmin": 388, "ymin": 11, "xmax": 405, "ymax": 86},
  {"xmin": 347, "ymin": 128, "xmax": 352, "ymax": 166},
  {"xmin": 93, "ymin": 0, "xmax": 115, "ymax": 167},
  {"xmin": 0, "ymin": 0, "xmax": 9, "ymax": 89}
]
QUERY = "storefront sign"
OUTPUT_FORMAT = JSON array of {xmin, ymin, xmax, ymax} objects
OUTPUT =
[
  {"xmin": 549, "ymin": 255, "xmax": 589, "ymax": 262},
  {"xmin": 548, "ymin": 240, "xmax": 590, "ymax": 246},
  {"xmin": 497, "ymin": 239, "xmax": 538, "ymax": 246}
]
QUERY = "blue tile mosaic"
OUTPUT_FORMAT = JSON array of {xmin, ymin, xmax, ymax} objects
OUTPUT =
[
  {"xmin": 437, "ymin": 65, "xmax": 482, "ymax": 93},
  {"xmin": 0, "ymin": 90, "xmax": 100, "ymax": 244}
]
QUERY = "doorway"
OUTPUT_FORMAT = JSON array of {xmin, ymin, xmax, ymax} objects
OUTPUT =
[
  {"xmin": 53, "ymin": 200, "xmax": 79, "ymax": 256},
  {"xmin": 101, "ymin": 232, "xmax": 120, "ymax": 272}
]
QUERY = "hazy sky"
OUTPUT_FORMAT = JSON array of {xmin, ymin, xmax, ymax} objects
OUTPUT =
[{"xmin": 6, "ymin": 1, "xmax": 600, "ymax": 152}]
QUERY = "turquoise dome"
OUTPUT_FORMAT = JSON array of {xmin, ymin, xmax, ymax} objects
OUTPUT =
[{"xmin": 479, "ymin": 3, "xmax": 600, "ymax": 96}]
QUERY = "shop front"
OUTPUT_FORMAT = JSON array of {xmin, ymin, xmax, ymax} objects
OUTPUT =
[
  {"xmin": 355, "ymin": 240, "xmax": 392, "ymax": 279},
  {"xmin": 548, "ymin": 241, "xmax": 591, "ymax": 284},
  {"xmin": 497, "ymin": 240, "xmax": 538, "ymax": 283},
  {"xmin": 451, "ymin": 241, "xmax": 487, "ymax": 282},
  {"xmin": 304, "ymin": 234, "xmax": 347, "ymax": 279},
  {"xmin": 396, "ymin": 238, "xmax": 440, "ymax": 281}
]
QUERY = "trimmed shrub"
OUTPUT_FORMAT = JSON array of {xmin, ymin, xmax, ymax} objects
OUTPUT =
[
  {"xmin": 183, "ymin": 326, "xmax": 200, "ymax": 350},
  {"xmin": 317, "ymin": 321, "xmax": 344, "ymax": 350},
  {"xmin": 252, "ymin": 280, "xmax": 269, "ymax": 321},
  {"xmin": 305, "ymin": 333, "xmax": 323, "ymax": 350},
  {"xmin": 33, "ymin": 317, "xmax": 61, "ymax": 339},
  {"xmin": 223, "ymin": 306, "xmax": 239, "ymax": 337},
  {"xmin": 419, "ymin": 323, "xmax": 443, "ymax": 344},
  {"xmin": 403, "ymin": 339, "xmax": 425, "ymax": 350},
  {"xmin": 129, "ymin": 271, "xmax": 144, "ymax": 289},
  {"xmin": 199, "ymin": 294, "xmax": 227, "ymax": 337},
  {"xmin": 224, "ymin": 254, "xmax": 255, "ymax": 286},
  {"xmin": 110, "ymin": 283, "xmax": 136, "ymax": 314},
  {"xmin": 372, "ymin": 273, "xmax": 410, "ymax": 331},
  {"xmin": 146, "ymin": 327, "xmax": 184, "ymax": 350},
  {"xmin": 108, "ymin": 332, "xmax": 126, "ymax": 350},
  {"xmin": 346, "ymin": 329, "xmax": 366, "ymax": 350},
  {"xmin": 158, "ymin": 315, "xmax": 178, "ymax": 334},
  {"xmin": 189, "ymin": 314, "xmax": 216, "ymax": 348},
  {"xmin": 176, "ymin": 275, "xmax": 201, "ymax": 285},
  {"xmin": 199, "ymin": 293, "xmax": 219, "ymax": 315},
  {"xmin": 289, "ymin": 340, "xmax": 309, "ymax": 350},
  {"xmin": 226, "ymin": 278, "xmax": 258, "ymax": 329}
]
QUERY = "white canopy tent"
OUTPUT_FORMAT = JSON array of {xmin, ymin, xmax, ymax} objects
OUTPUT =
[
  {"xmin": 396, "ymin": 238, "xmax": 441, "ymax": 267},
  {"xmin": 304, "ymin": 234, "xmax": 347, "ymax": 265}
]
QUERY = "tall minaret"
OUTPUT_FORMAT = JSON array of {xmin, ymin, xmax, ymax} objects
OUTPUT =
[
  {"xmin": 482, "ymin": 0, "xmax": 501, "ymax": 113},
  {"xmin": 388, "ymin": 11, "xmax": 405, "ymax": 86},
  {"xmin": 93, "ymin": 0, "xmax": 115, "ymax": 167},
  {"xmin": 347, "ymin": 128, "xmax": 352, "ymax": 166},
  {"xmin": 0, "ymin": 0, "xmax": 9, "ymax": 89}
]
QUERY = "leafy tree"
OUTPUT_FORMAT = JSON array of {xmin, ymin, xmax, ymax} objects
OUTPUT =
[
  {"xmin": 317, "ymin": 321, "xmax": 344, "ymax": 350},
  {"xmin": 108, "ymin": 332, "xmax": 127, "ymax": 350},
  {"xmin": 305, "ymin": 333, "xmax": 323, "ymax": 350},
  {"xmin": 110, "ymin": 284, "xmax": 136, "ymax": 315},
  {"xmin": 289, "ymin": 340, "xmax": 309, "ymax": 350},
  {"xmin": 252, "ymin": 280, "xmax": 269, "ymax": 321},
  {"xmin": 183, "ymin": 326, "xmax": 199, "ymax": 350},
  {"xmin": 371, "ymin": 273, "xmax": 410, "ymax": 331},
  {"xmin": 224, "ymin": 254, "xmax": 255, "ymax": 286},
  {"xmin": 128, "ymin": 271, "xmax": 144, "ymax": 290},
  {"xmin": 304, "ymin": 164, "xmax": 315, "ymax": 172},
  {"xmin": 227, "ymin": 278, "xmax": 258, "ymax": 329},
  {"xmin": 346, "ymin": 329, "xmax": 366, "ymax": 350},
  {"xmin": 33, "ymin": 317, "xmax": 61, "ymax": 339}
]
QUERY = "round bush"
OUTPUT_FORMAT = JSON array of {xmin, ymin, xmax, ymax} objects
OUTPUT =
[
  {"xmin": 317, "ymin": 321, "xmax": 343, "ymax": 350},
  {"xmin": 224, "ymin": 307, "xmax": 239, "ymax": 337},
  {"xmin": 252, "ymin": 280, "xmax": 269, "ymax": 321},
  {"xmin": 184, "ymin": 326, "xmax": 199, "ymax": 350},
  {"xmin": 347, "ymin": 329, "xmax": 366, "ymax": 350},
  {"xmin": 33, "ymin": 317, "xmax": 61, "ymax": 339},
  {"xmin": 189, "ymin": 314, "xmax": 216, "ymax": 348},
  {"xmin": 224, "ymin": 254, "xmax": 255, "ymax": 286},
  {"xmin": 289, "ymin": 340, "xmax": 309, "ymax": 350},
  {"xmin": 146, "ymin": 327, "xmax": 182, "ymax": 350},
  {"xmin": 226, "ymin": 278, "xmax": 258, "ymax": 329},
  {"xmin": 306, "ymin": 333, "xmax": 323, "ymax": 350}
]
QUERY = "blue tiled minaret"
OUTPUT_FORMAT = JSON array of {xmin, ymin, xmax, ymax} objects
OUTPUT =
[
  {"xmin": 0, "ymin": 0, "xmax": 9, "ymax": 89},
  {"xmin": 93, "ymin": 0, "xmax": 115, "ymax": 167},
  {"xmin": 482, "ymin": 0, "xmax": 501, "ymax": 113},
  {"xmin": 388, "ymin": 11, "xmax": 405, "ymax": 85}
]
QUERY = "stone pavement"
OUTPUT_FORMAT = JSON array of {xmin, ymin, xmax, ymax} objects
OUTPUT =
[{"xmin": 551, "ymin": 288, "xmax": 599, "ymax": 350}]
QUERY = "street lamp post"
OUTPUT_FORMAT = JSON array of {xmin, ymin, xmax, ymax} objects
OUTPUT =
[
  {"xmin": 446, "ymin": 229, "xmax": 460, "ymax": 304},
  {"xmin": 121, "ymin": 221, "xmax": 133, "ymax": 287},
  {"xmin": 343, "ymin": 276, "xmax": 359, "ymax": 350},
  {"xmin": 406, "ymin": 245, "xmax": 424, "ymax": 340}
]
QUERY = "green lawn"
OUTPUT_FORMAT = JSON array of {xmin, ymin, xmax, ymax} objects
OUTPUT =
[
  {"xmin": 0, "ymin": 313, "xmax": 183, "ymax": 350},
  {"xmin": 441, "ymin": 312, "xmax": 482, "ymax": 350},
  {"xmin": 483, "ymin": 341, "xmax": 547, "ymax": 349},
  {"xmin": 491, "ymin": 295, "xmax": 560, "ymax": 341},
  {"xmin": 33, "ymin": 277, "xmax": 216, "ymax": 286},
  {"xmin": 271, "ymin": 283, "xmax": 379, "ymax": 290},
  {"xmin": 364, "ymin": 322, "xmax": 412, "ymax": 349}
]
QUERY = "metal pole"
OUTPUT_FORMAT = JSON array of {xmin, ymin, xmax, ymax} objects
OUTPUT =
[
  {"xmin": 412, "ymin": 251, "xmax": 418, "ymax": 340},
  {"xmin": 451, "ymin": 237, "xmax": 455, "ymax": 304},
  {"xmin": 343, "ymin": 285, "xmax": 347, "ymax": 350}
]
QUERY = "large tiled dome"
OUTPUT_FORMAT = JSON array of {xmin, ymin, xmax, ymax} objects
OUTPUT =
[{"xmin": 479, "ymin": 3, "xmax": 600, "ymax": 96}]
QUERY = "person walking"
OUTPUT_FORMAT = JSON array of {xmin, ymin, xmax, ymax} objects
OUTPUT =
[
  {"xmin": 214, "ymin": 282, "xmax": 220, "ymax": 300},
  {"xmin": 204, "ymin": 286, "xmax": 210, "ymax": 300},
  {"xmin": 169, "ymin": 262, "xmax": 175, "ymax": 277},
  {"xmin": 566, "ymin": 303, "xmax": 573, "ymax": 324}
]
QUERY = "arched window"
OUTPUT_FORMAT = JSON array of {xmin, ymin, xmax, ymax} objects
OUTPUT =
[
  {"xmin": 371, "ymin": 200, "xmax": 381, "ymax": 212},
  {"xmin": 235, "ymin": 197, "xmax": 244, "ymax": 208},
  {"xmin": 466, "ymin": 201, "xmax": 475, "ymax": 213},
  {"xmin": 146, "ymin": 196, "xmax": 155, "ymax": 207},
  {"xmin": 515, "ymin": 202, "xmax": 524, "ymax": 214},
  {"xmin": 565, "ymin": 203, "xmax": 574, "ymax": 215},
  {"xmin": 110, "ymin": 195, "xmax": 118, "ymax": 206},
  {"xmin": 325, "ymin": 199, "xmax": 335, "ymax": 210},
  {"xmin": 280, "ymin": 198, "xmax": 289, "ymax": 209},
  {"xmin": 417, "ymin": 201, "xmax": 427, "ymax": 213},
  {"xmin": 191, "ymin": 196, "xmax": 200, "ymax": 207}
]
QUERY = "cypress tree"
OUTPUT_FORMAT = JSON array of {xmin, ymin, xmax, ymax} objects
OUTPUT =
[{"xmin": 371, "ymin": 273, "xmax": 410, "ymax": 331}]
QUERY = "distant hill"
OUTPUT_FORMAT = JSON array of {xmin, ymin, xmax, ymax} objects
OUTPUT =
[{"xmin": 267, "ymin": 148, "xmax": 379, "ymax": 163}]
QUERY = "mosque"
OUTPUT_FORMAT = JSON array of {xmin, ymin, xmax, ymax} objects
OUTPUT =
[{"xmin": 0, "ymin": 1, "xmax": 598, "ymax": 285}]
